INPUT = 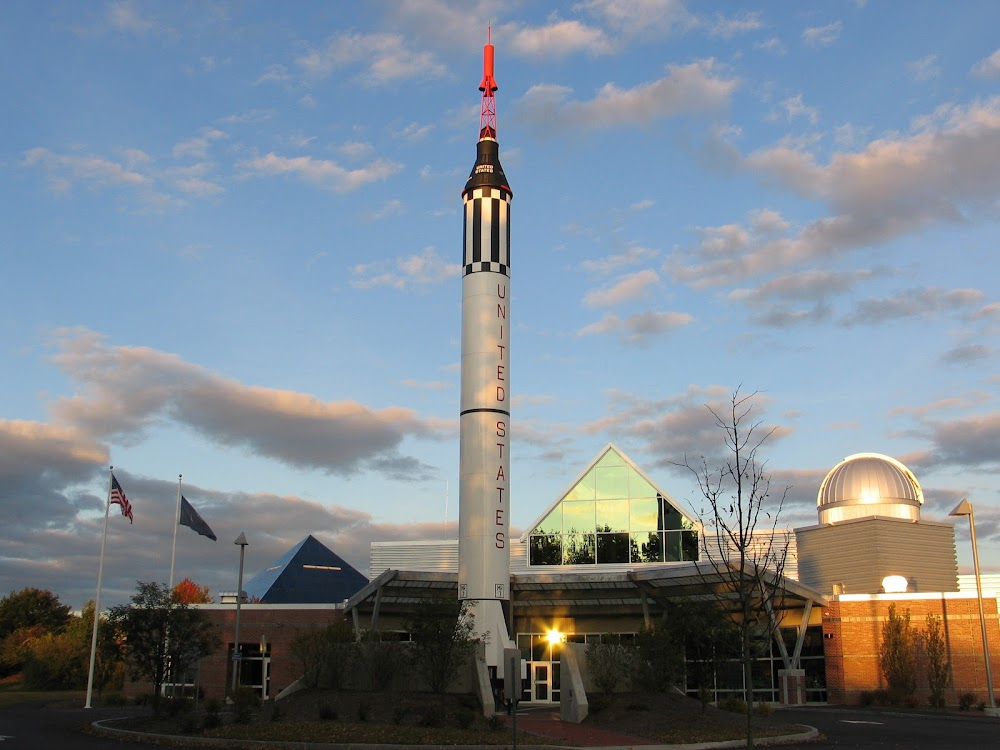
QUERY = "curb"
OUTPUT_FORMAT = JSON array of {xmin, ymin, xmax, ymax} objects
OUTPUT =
[{"xmin": 91, "ymin": 717, "xmax": 820, "ymax": 750}]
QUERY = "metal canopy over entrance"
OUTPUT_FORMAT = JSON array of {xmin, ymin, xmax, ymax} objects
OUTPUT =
[{"xmin": 343, "ymin": 563, "xmax": 828, "ymax": 703}]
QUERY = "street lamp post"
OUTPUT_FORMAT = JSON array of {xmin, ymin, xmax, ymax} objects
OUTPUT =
[
  {"xmin": 231, "ymin": 532, "xmax": 249, "ymax": 697},
  {"xmin": 950, "ymin": 499, "xmax": 996, "ymax": 710}
]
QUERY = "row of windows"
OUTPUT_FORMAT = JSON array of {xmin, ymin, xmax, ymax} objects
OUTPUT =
[
  {"xmin": 529, "ymin": 530, "xmax": 699, "ymax": 566},
  {"xmin": 532, "ymin": 495, "xmax": 695, "ymax": 536}
]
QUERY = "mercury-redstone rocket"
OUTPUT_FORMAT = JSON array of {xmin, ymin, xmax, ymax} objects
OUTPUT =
[{"xmin": 458, "ymin": 32, "xmax": 515, "ymax": 673}]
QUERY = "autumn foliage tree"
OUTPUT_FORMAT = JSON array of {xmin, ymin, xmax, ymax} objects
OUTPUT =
[{"xmin": 172, "ymin": 578, "xmax": 212, "ymax": 604}]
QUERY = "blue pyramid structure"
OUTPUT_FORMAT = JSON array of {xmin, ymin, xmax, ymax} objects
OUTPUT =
[{"xmin": 242, "ymin": 535, "xmax": 369, "ymax": 604}]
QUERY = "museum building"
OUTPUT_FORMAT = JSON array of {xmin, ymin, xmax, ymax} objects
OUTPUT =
[{"xmin": 148, "ymin": 446, "xmax": 998, "ymax": 709}]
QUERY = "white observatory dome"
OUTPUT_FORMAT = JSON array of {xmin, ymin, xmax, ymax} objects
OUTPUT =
[{"xmin": 817, "ymin": 453, "xmax": 923, "ymax": 524}]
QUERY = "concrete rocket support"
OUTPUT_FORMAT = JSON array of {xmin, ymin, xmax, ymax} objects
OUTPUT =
[{"xmin": 458, "ymin": 35, "xmax": 515, "ymax": 673}]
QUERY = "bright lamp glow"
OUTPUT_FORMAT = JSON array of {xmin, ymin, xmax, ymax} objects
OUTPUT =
[
  {"xmin": 546, "ymin": 629, "xmax": 562, "ymax": 645},
  {"xmin": 882, "ymin": 575, "xmax": 908, "ymax": 593}
]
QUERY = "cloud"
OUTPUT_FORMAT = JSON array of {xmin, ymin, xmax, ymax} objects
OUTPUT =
[
  {"xmin": 708, "ymin": 11, "xmax": 763, "ymax": 39},
  {"xmin": 581, "ymin": 246, "xmax": 659, "ymax": 274},
  {"xmin": 728, "ymin": 269, "xmax": 876, "ymax": 327},
  {"xmin": 518, "ymin": 59, "xmax": 737, "ymax": 131},
  {"xmin": 582, "ymin": 385, "xmax": 791, "ymax": 477},
  {"xmin": 107, "ymin": 0, "xmax": 152, "ymax": 34},
  {"xmin": 781, "ymin": 94, "xmax": 819, "ymax": 124},
  {"xmin": 583, "ymin": 269, "xmax": 660, "ymax": 307},
  {"xmin": 841, "ymin": 287, "xmax": 984, "ymax": 326},
  {"xmin": 363, "ymin": 199, "xmax": 403, "ymax": 222},
  {"xmin": 0, "ymin": 465, "xmax": 456, "ymax": 610},
  {"xmin": 397, "ymin": 122, "xmax": 433, "ymax": 142},
  {"xmin": 296, "ymin": 32, "xmax": 445, "ymax": 86},
  {"xmin": 508, "ymin": 19, "xmax": 612, "ymax": 57},
  {"xmin": 802, "ymin": 21, "xmax": 842, "ymax": 47},
  {"xmin": 754, "ymin": 37, "xmax": 786, "ymax": 55},
  {"xmin": 578, "ymin": 0, "xmax": 698, "ymax": 39},
  {"xmin": 971, "ymin": 49, "xmax": 1000, "ymax": 79},
  {"xmin": 970, "ymin": 302, "xmax": 1000, "ymax": 321},
  {"xmin": 46, "ymin": 328, "xmax": 442, "ymax": 478},
  {"xmin": 908, "ymin": 54, "xmax": 941, "ymax": 83},
  {"xmin": 172, "ymin": 128, "xmax": 227, "ymax": 159},
  {"xmin": 906, "ymin": 411, "xmax": 1000, "ymax": 472},
  {"xmin": 889, "ymin": 392, "xmax": 992, "ymax": 417},
  {"xmin": 578, "ymin": 310, "xmax": 693, "ymax": 345},
  {"xmin": 939, "ymin": 344, "xmax": 993, "ymax": 365},
  {"xmin": 237, "ymin": 152, "xmax": 402, "ymax": 192},
  {"xmin": 23, "ymin": 148, "xmax": 149, "ymax": 193},
  {"xmin": 675, "ymin": 97, "xmax": 1000, "ymax": 286},
  {"xmin": 350, "ymin": 247, "xmax": 459, "ymax": 289}
]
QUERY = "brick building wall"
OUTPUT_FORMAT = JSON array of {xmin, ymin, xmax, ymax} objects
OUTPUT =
[
  {"xmin": 125, "ymin": 603, "xmax": 345, "ymax": 703},
  {"xmin": 824, "ymin": 592, "xmax": 1000, "ymax": 705}
]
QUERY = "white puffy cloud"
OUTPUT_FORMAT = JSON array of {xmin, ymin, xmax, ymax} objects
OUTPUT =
[{"xmin": 518, "ymin": 59, "xmax": 737, "ymax": 131}]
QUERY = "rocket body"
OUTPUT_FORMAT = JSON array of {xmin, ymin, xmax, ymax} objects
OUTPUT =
[
  {"xmin": 458, "ymin": 137, "xmax": 511, "ymax": 607},
  {"xmin": 457, "ymin": 38, "xmax": 515, "ymax": 674}
]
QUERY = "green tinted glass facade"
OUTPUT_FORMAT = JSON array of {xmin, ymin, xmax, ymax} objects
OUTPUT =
[{"xmin": 528, "ymin": 447, "xmax": 698, "ymax": 566}]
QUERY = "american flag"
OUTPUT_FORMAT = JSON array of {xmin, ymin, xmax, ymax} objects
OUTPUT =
[{"xmin": 110, "ymin": 473, "xmax": 133, "ymax": 524}]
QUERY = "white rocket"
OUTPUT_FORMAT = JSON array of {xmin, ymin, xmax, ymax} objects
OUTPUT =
[{"xmin": 458, "ymin": 32, "xmax": 514, "ymax": 671}]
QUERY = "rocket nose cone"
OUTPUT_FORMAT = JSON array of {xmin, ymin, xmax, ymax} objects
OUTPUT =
[{"xmin": 464, "ymin": 138, "xmax": 511, "ymax": 195}]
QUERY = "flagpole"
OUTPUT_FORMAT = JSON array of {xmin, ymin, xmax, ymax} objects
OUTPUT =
[
  {"xmin": 169, "ymin": 474, "xmax": 182, "ymax": 590},
  {"xmin": 85, "ymin": 466, "xmax": 115, "ymax": 709}
]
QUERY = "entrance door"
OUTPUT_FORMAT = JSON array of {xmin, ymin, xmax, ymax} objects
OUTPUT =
[{"xmin": 531, "ymin": 663, "xmax": 550, "ymax": 702}]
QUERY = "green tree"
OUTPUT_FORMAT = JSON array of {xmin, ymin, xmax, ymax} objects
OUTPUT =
[
  {"xmin": 879, "ymin": 603, "xmax": 916, "ymax": 702},
  {"xmin": 924, "ymin": 613, "xmax": 950, "ymax": 708},
  {"xmin": 355, "ymin": 629, "xmax": 401, "ymax": 692},
  {"xmin": 0, "ymin": 624, "xmax": 46, "ymax": 677},
  {"xmin": 291, "ymin": 618, "xmax": 355, "ymax": 689},
  {"xmin": 631, "ymin": 621, "xmax": 684, "ymax": 693},
  {"xmin": 677, "ymin": 388, "xmax": 790, "ymax": 749},
  {"xmin": 586, "ymin": 634, "xmax": 635, "ymax": 698},
  {"xmin": 666, "ymin": 598, "xmax": 741, "ymax": 712},
  {"xmin": 107, "ymin": 581, "xmax": 217, "ymax": 715},
  {"xmin": 405, "ymin": 595, "xmax": 478, "ymax": 712}
]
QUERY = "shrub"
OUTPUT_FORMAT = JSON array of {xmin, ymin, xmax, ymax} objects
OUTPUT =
[
  {"xmin": 202, "ymin": 713, "xmax": 220, "ymax": 729},
  {"xmin": 102, "ymin": 692, "xmax": 127, "ymax": 706},
  {"xmin": 859, "ymin": 690, "xmax": 876, "ymax": 707},
  {"xmin": 318, "ymin": 702, "xmax": 337, "ymax": 720},
  {"xmin": 418, "ymin": 710, "xmax": 442, "ymax": 727},
  {"xmin": 356, "ymin": 696, "xmax": 371, "ymax": 722},
  {"xmin": 453, "ymin": 708, "xmax": 475, "ymax": 729},
  {"xmin": 177, "ymin": 713, "xmax": 199, "ymax": 733},
  {"xmin": 754, "ymin": 701, "xmax": 774, "ymax": 717},
  {"xmin": 203, "ymin": 698, "xmax": 221, "ymax": 717},
  {"xmin": 719, "ymin": 696, "xmax": 747, "ymax": 714},
  {"xmin": 392, "ymin": 705, "xmax": 408, "ymax": 725},
  {"xmin": 903, "ymin": 694, "xmax": 920, "ymax": 709},
  {"xmin": 872, "ymin": 689, "xmax": 892, "ymax": 707},
  {"xmin": 487, "ymin": 713, "xmax": 504, "ymax": 731},
  {"xmin": 586, "ymin": 635, "xmax": 635, "ymax": 697},
  {"xmin": 231, "ymin": 687, "xmax": 259, "ymax": 723},
  {"xmin": 958, "ymin": 691, "xmax": 978, "ymax": 711}
]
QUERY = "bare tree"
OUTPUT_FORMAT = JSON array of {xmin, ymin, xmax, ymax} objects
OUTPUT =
[{"xmin": 677, "ymin": 388, "xmax": 789, "ymax": 750}]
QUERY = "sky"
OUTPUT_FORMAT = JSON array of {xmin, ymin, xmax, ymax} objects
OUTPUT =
[{"xmin": 3, "ymin": 0, "xmax": 1000, "ymax": 611}]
